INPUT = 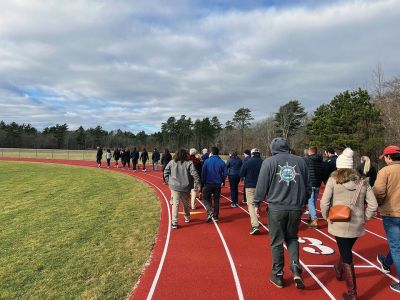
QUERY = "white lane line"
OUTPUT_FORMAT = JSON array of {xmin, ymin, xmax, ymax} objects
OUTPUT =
[
  {"xmin": 306, "ymin": 265, "xmax": 375, "ymax": 269},
  {"xmin": 134, "ymin": 176, "xmax": 172, "ymax": 300},
  {"xmin": 220, "ymin": 193, "xmax": 336, "ymax": 300},
  {"xmin": 299, "ymin": 219, "xmax": 399, "ymax": 283},
  {"xmin": 196, "ymin": 198, "xmax": 244, "ymax": 300},
  {"xmin": 143, "ymin": 172, "xmax": 244, "ymax": 300}
]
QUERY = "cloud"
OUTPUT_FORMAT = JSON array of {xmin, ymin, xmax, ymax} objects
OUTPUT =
[{"xmin": 0, "ymin": 0, "xmax": 399, "ymax": 132}]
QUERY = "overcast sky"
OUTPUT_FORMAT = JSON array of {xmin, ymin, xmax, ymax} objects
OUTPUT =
[{"xmin": 0, "ymin": 0, "xmax": 399, "ymax": 133}]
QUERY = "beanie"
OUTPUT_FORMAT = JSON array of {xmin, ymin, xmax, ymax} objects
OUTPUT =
[{"xmin": 336, "ymin": 148, "xmax": 354, "ymax": 169}]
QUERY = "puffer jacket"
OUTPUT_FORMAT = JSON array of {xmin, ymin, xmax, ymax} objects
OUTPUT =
[
  {"xmin": 320, "ymin": 171, "xmax": 378, "ymax": 238},
  {"xmin": 304, "ymin": 154, "xmax": 324, "ymax": 187},
  {"xmin": 373, "ymin": 161, "xmax": 400, "ymax": 217}
]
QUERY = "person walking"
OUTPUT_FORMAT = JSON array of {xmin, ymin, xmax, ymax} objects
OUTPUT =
[
  {"xmin": 106, "ymin": 148, "xmax": 111, "ymax": 168},
  {"xmin": 254, "ymin": 137, "xmax": 311, "ymax": 289},
  {"xmin": 320, "ymin": 147, "xmax": 378, "ymax": 300},
  {"xmin": 356, "ymin": 156, "xmax": 377, "ymax": 187},
  {"xmin": 323, "ymin": 147, "xmax": 337, "ymax": 183},
  {"xmin": 152, "ymin": 148, "xmax": 161, "ymax": 171},
  {"xmin": 226, "ymin": 151, "xmax": 242, "ymax": 208},
  {"xmin": 373, "ymin": 145, "xmax": 400, "ymax": 294},
  {"xmin": 121, "ymin": 148, "xmax": 126, "ymax": 169},
  {"xmin": 124, "ymin": 147, "xmax": 131, "ymax": 169},
  {"xmin": 164, "ymin": 149, "xmax": 201, "ymax": 229},
  {"xmin": 131, "ymin": 147, "xmax": 139, "ymax": 172},
  {"xmin": 161, "ymin": 148, "xmax": 173, "ymax": 183},
  {"xmin": 304, "ymin": 146, "xmax": 325, "ymax": 229},
  {"xmin": 96, "ymin": 146, "xmax": 103, "ymax": 168},
  {"xmin": 189, "ymin": 148, "xmax": 202, "ymax": 209},
  {"xmin": 113, "ymin": 147, "xmax": 120, "ymax": 168},
  {"xmin": 201, "ymin": 148, "xmax": 209, "ymax": 162},
  {"xmin": 140, "ymin": 148, "xmax": 149, "ymax": 171},
  {"xmin": 201, "ymin": 147, "xmax": 227, "ymax": 222},
  {"xmin": 239, "ymin": 148, "xmax": 263, "ymax": 234},
  {"xmin": 241, "ymin": 149, "xmax": 251, "ymax": 204}
]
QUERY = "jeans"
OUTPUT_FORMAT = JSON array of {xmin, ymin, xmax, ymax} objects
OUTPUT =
[
  {"xmin": 152, "ymin": 161, "xmax": 159, "ymax": 171},
  {"xmin": 268, "ymin": 209, "xmax": 301, "ymax": 275},
  {"xmin": 383, "ymin": 216, "xmax": 400, "ymax": 279},
  {"xmin": 228, "ymin": 175, "xmax": 240, "ymax": 205},
  {"xmin": 203, "ymin": 184, "xmax": 221, "ymax": 218},
  {"xmin": 307, "ymin": 187, "xmax": 320, "ymax": 221}
]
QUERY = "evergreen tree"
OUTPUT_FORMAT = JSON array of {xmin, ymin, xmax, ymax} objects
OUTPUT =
[
  {"xmin": 232, "ymin": 108, "xmax": 254, "ymax": 152},
  {"xmin": 307, "ymin": 89, "xmax": 383, "ymax": 156},
  {"xmin": 274, "ymin": 100, "xmax": 306, "ymax": 140}
]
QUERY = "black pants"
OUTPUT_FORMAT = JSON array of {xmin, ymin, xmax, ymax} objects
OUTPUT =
[
  {"xmin": 133, "ymin": 160, "xmax": 138, "ymax": 170},
  {"xmin": 203, "ymin": 184, "xmax": 221, "ymax": 218},
  {"xmin": 335, "ymin": 236, "xmax": 358, "ymax": 264},
  {"xmin": 268, "ymin": 209, "xmax": 302, "ymax": 275}
]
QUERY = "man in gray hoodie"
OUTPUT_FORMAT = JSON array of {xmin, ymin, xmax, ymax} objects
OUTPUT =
[{"xmin": 254, "ymin": 137, "xmax": 311, "ymax": 289}]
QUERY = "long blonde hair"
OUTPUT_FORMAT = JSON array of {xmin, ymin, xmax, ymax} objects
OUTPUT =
[{"xmin": 360, "ymin": 156, "xmax": 371, "ymax": 175}]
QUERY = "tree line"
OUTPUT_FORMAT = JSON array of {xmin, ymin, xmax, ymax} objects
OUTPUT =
[{"xmin": 1, "ymin": 74, "xmax": 398, "ymax": 159}]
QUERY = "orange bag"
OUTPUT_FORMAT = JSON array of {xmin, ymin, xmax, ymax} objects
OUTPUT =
[{"xmin": 328, "ymin": 182, "xmax": 363, "ymax": 223}]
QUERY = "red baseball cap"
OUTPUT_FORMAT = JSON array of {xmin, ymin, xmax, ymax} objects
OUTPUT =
[{"xmin": 379, "ymin": 145, "xmax": 400, "ymax": 159}]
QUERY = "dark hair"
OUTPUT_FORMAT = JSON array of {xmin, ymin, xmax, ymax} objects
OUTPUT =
[
  {"xmin": 164, "ymin": 148, "xmax": 170, "ymax": 155},
  {"xmin": 231, "ymin": 151, "xmax": 238, "ymax": 157},
  {"xmin": 387, "ymin": 153, "xmax": 400, "ymax": 161},
  {"xmin": 175, "ymin": 149, "xmax": 188, "ymax": 163},
  {"xmin": 143, "ymin": 148, "xmax": 146, "ymax": 152},
  {"xmin": 325, "ymin": 148, "xmax": 335, "ymax": 155},
  {"xmin": 211, "ymin": 146, "xmax": 219, "ymax": 155}
]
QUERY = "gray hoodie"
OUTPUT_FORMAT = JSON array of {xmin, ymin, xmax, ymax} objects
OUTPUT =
[
  {"xmin": 164, "ymin": 160, "xmax": 200, "ymax": 192},
  {"xmin": 254, "ymin": 138, "xmax": 311, "ymax": 211}
]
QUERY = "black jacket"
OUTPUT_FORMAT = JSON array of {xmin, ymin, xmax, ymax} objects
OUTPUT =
[
  {"xmin": 323, "ymin": 155, "xmax": 337, "ymax": 183},
  {"xmin": 305, "ymin": 154, "xmax": 324, "ymax": 188},
  {"xmin": 131, "ymin": 150, "xmax": 139, "ymax": 162},
  {"xmin": 356, "ymin": 162, "xmax": 377, "ymax": 187},
  {"xmin": 239, "ymin": 156, "xmax": 263, "ymax": 188}
]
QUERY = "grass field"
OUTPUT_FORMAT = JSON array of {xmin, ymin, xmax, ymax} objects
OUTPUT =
[{"xmin": 0, "ymin": 161, "xmax": 160, "ymax": 299}]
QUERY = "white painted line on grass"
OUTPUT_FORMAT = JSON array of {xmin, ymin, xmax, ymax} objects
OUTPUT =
[{"xmin": 134, "ymin": 176, "xmax": 172, "ymax": 300}]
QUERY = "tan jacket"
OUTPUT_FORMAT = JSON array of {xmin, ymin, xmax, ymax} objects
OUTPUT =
[
  {"xmin": 320, "ymin": 174, "xmax": 378, "ymax": 238},
  {"xmin": 373, "ymin": 161, "xmax": 400, "ymax": 217}
]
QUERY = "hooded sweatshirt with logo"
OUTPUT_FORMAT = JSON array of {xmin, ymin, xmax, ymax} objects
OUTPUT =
[{"xmin": 254, "ymin": 138, "xmax": 311, "ymax": 211}]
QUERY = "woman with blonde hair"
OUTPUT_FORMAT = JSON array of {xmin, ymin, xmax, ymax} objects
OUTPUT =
[
  {"xmin": 356, "ymin": 155, "xmax": 377, "ymax": 187},
  {"xmin": 320, "ymin": 148, "xmax": 378, "ymax": 300}
]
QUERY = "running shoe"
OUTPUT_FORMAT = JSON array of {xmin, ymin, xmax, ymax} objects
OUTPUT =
[
  {"xmin": 212, "ymin": 217, "xmax": 219, "ymax": 222},
  {"xmin": 308, "ymin": 220, "xmax": 318, "ymax": 229},
  {"xmin": 206, "ymin": 214, "xmax": 213, "ymax": 223},
  {"xmin": 184, "ymin": 218, "xmax": 190, "ymax": 223},
  {"xmin": 390, "ymin": 282, "xmax": 400, "ymax": 293},
  {"xmin": 377, "ymin": 254, "xmax": 391, "ymax": 273},
  {"xmin": 171, "ymin": 224, "xmax": 178, "ymax": 229},
  {"xmin": 269, "ymin": 274, "xmax": 284, "ymax": 288},
  {"xmin": 230, "ymin": 203, "xmax": 237, "ymax": 208},
  {"xmin": 250, "ymin": 227, "xmax": 259, "ymax": 235}
]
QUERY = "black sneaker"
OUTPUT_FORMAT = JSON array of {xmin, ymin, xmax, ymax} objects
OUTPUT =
[
  {"xmin": 250, "ymin": 227, "xmax": 259, "ymax": 235},
  {"xmin": 377, "ymin": 254, "xmax": 391, "ymax": 273},
  {"xmin": 269, "ymin": 274, "xmax": 284, "ymax": 288},
  {"xmin": 242, "ymin": 200, "xmax": 247, "ymax": 204},
  {"xmin": 291, "ymin": 261, "xmax": 305, "ymax": 289},
  {"xmin": 390, "ymin": 282, "xmax": 400, "ymax": 293},
  {"xmin": 206, "ymin": 214, "xmax": 213, "ymax": 223},
  {"xmin": 172, "ymin": 224, "xmax": 178, "ymax": 229},
  {"xmin": 212, "ymin": 217, "xmax": 219, "ymax": 222}
]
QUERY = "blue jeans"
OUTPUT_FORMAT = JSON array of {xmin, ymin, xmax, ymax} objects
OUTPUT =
[
  {"xmin": 383, "ymin": 216, "xmax": 400, "ymax": 279},
  {"xmin": 308, "ymin": 187, "xmax": 320, "ymax": 221}
]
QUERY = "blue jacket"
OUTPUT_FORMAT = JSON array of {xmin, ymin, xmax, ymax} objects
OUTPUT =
[
  {"xmin": 201, "ymin": 155, "xmax": 227, "ymax": 185},
  {"xmin": 226, "ymin": 156, "xmax": 242, "ymax": 176},
  {"xmin": 239, "ymin": 156, "xmax": 263, "ymax": 188}
]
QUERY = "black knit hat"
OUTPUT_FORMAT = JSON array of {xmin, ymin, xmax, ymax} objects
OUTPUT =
[{"xmin": 243, "ymin": 149, "xmax": 251, "ymax": 156}]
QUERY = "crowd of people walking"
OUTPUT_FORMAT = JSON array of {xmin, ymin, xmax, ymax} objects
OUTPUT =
[{"xmin": 95, "ymin": 140, "xmax": 400, "ymax": 299}]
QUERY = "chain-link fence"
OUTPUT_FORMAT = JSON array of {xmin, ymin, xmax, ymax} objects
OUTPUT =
[{"xmin": 0, "ymin": 148, "xmax": 97, "ymax": 161}]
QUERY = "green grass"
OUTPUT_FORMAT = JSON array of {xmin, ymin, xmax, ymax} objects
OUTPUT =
[{"xmin": 0, "ymin": 161, "xmax": 160, "ymax": 299}]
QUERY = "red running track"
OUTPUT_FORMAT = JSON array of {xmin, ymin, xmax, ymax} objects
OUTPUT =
[{"xmin": 2, "ymin": 157, "xmax": 399, "ymax": 300}]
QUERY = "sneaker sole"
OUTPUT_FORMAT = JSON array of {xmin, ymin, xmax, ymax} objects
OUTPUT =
[
  {"xmin": 376, "ymin": 256, "xmax": 391, "ymax": 274},
  {"xmin": 294, "ymin": 277, "xmax": 305, "ymax": 289},
  {"xmin": 250, "ymin": 229, "xmax": 260, "ymax": 235},
  {"xmin": 390, "ymin": 285, "xmax": 400, "ymax": 293},
  {"xmin": 269, "ymin": 278, "xmax": 283, "ymax": 288}
]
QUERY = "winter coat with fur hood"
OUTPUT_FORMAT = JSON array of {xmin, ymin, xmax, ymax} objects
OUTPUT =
[{"xmin": 320, "ymin": 171, "xmax": 378, "ymax": 238}]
